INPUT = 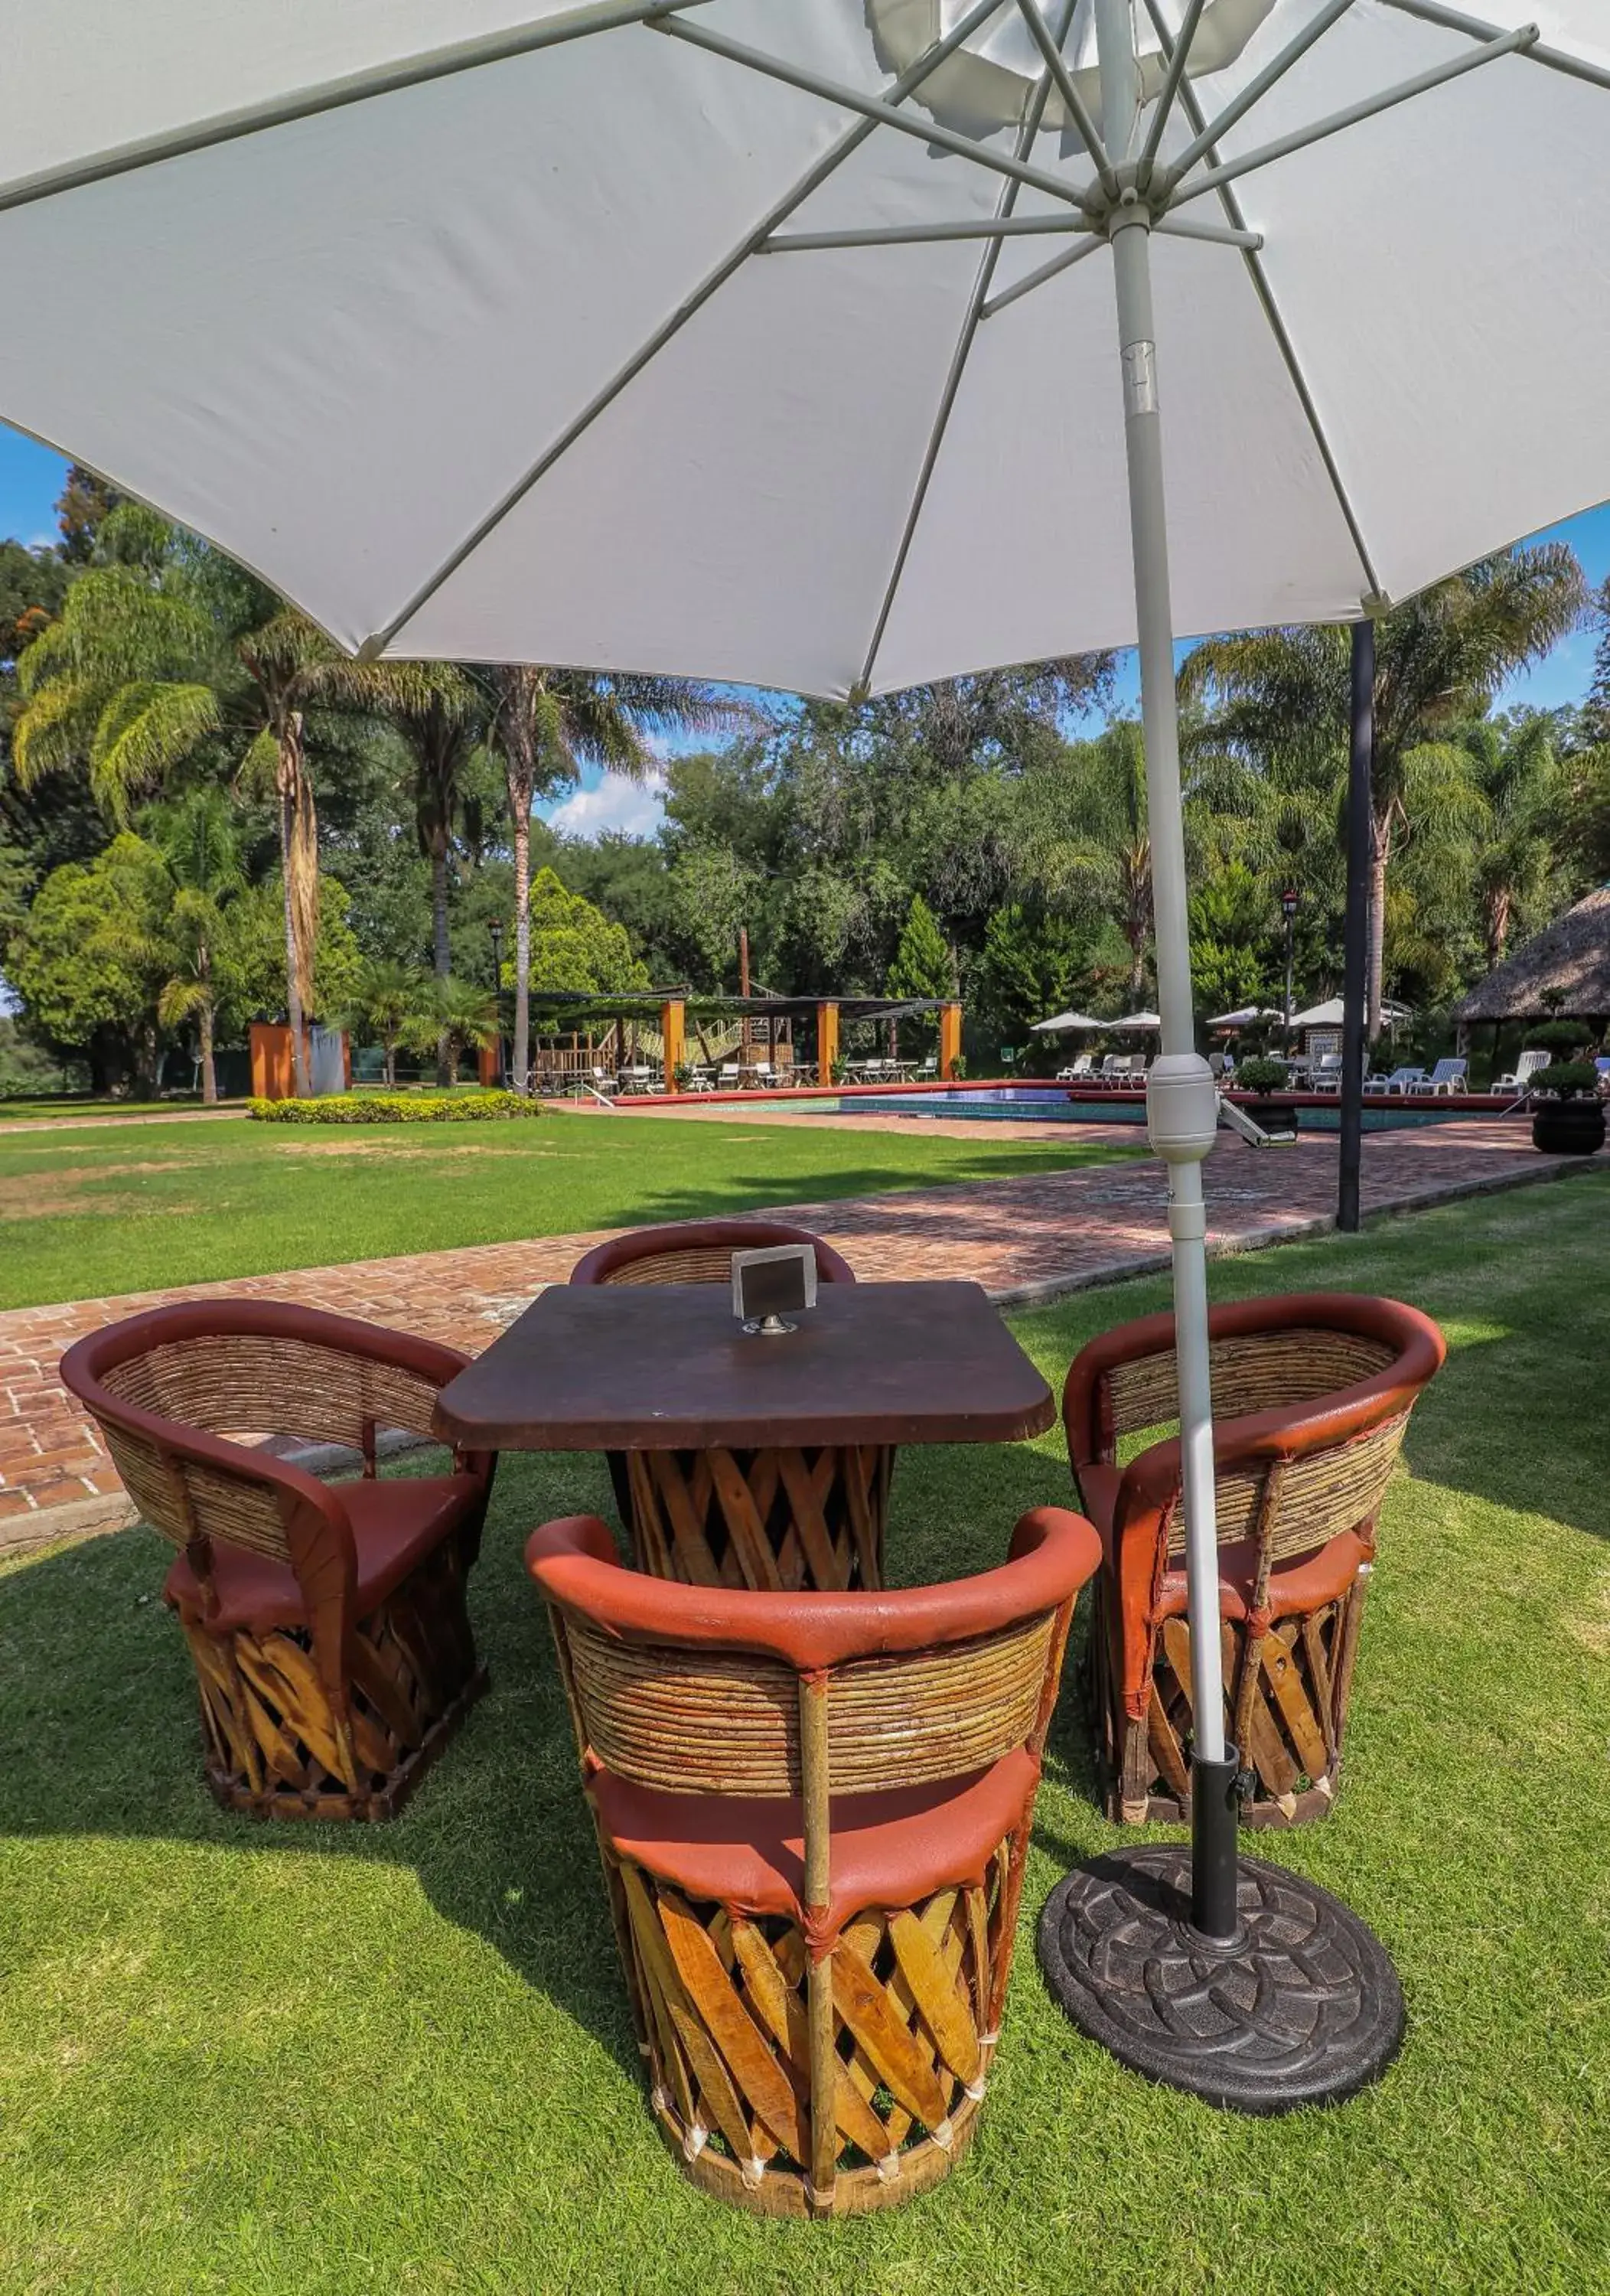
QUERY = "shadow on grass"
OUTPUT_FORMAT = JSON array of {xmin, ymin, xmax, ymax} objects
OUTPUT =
[{"xmin": 0, "ymin": 1433, "xmax": 1087, "ymax": 2080}]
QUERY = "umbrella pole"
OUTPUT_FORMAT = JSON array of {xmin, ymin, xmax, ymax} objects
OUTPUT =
[{"xmin": 1037, "ymin": 0, "xmax": 1404, "ymax": 2114}]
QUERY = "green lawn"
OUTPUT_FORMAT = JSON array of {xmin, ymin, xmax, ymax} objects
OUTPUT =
[
  {"xmin": 2, "ymin": 1175, "xmax": 1607, "ymax": 2294},
  {"xmin": 0, "ymin": 1112, "xmax": 1133, "ymax": 1311}
]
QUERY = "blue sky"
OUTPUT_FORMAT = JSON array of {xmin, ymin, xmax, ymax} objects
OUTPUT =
[{"xmin": 6, "ymin": 421, "xmax": 1605, "ymax": 840}]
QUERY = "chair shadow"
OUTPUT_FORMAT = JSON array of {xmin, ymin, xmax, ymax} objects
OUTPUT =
[{"xmin": 0, "ymin": 1435, "xmax": 1109, "ymax": 2086}]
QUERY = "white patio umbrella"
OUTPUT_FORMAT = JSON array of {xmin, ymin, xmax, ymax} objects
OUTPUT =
[
  {"xmin": 1206, "ymin": 1003, "xmax": 1285, "ymax": 1028},
  {"xmin": 1028, "ymin": 1009, "xmax": 1109, "ymax": 1031},
  {"xmin": 8, "ymin": 0, "xmax": 1610, "ymax": 2112},
  {"xmin": 1113, "ymin": 1008, "xmax": 1163, "ymax": 1028}
]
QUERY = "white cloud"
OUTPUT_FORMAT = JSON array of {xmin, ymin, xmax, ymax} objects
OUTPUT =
[{"xmin": 545, "ymin": 767, "xmax": 667, "ymax": 842}]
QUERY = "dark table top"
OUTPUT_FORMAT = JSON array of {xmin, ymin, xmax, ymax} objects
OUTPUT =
[{"xmin": 433, "ymin": 1280, "xmax": 1054, "ymax": 1452}]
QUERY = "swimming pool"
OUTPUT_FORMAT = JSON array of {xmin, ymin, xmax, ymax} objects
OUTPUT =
[{"xmin": 789, "ymin": 1085, "xmax": 1481, "ymax": 1131}]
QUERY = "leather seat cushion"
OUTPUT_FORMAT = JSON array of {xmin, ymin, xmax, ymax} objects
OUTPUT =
[
  {"xmin": 164, "ymin": 1473, "xmax": 476, "ymax": 1636},
  {"xmin": 590, "ymin": 1746, "xmax": 1041, "ymax": 1939}
]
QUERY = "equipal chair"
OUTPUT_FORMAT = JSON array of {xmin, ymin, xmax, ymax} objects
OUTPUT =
[
  {"xmin": 60, "ymin": 1301, "xmax": 495, "ymax": 1819},
  {"xmin": 1064, "ymin": 1292, "xmax": 1444, "ymax": 1827},
  {"xmin": 526, "ymin": 1505, "xmax": 1100, "ymax": 2216}
]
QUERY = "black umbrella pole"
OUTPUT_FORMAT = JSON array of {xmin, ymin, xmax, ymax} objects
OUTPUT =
[
  {"xmin": 1338, "ymin": 618, "xmax": 1374, "ymax": 1232},
  {"xmin": 1191, "ymin": 1745, "xmax": 1242, "ymax": 1939}
]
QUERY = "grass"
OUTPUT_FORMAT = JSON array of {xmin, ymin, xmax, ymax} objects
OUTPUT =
[
  {"xmin": 0, "ymin": 1111, "xmax": 1133, "ymax": 1311},
  {"xmin": 0, "ymin": 1100, "xmax": 220, "ymax": 1124},
  {"xmin": 2, "ymin": 1172, "xmax": 1608, "ymax": 2294}
]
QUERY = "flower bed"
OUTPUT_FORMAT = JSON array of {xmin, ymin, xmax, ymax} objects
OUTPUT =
[{"xmin": 248, "ymin": 1091, "xmax": 540, "ymax": 1124}]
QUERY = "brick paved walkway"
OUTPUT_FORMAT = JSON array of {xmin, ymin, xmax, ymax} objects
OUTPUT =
[{"xmin": 0, "ymin": 1114, "xmax": 1589, "ymax": 1553}]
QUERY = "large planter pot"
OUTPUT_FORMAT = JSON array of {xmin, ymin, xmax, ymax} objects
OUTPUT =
[
  {"xmin": 1244, "ymin": 1096, "xmax": 1300, "ymax": 1139},
  {"xmin": 1530, "ymin": 1099, "xmax": 1605, "ymax": 1156}
]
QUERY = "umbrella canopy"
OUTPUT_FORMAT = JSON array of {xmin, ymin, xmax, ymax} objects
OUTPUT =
[
  {"xmin": 1114, "ymin": 1010, "xmax": 1164, "ymax": 1029},
  {"xmin": 1, "ymin": 2, "xmax": 1605, "ymax": 690},
  {"xmin": 1028, "ymin": 1009, "xmax": 1110, "ymax": 1032},
  {"xmin": 1289, "ymin": 994, "xmax": 1411, "ymax": 1029},
  {"xmin": 1205, "ymin": 1003, "xmax": 1286, "ymax": 1028}
]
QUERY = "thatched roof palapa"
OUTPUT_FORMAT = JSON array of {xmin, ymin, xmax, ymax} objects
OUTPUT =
[{"xmin": 1452, "ymin": 887, "xmax": 1610, "ymax": 1024}]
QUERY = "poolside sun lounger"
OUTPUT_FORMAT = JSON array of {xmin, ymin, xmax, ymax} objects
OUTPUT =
[
  {"xmin": 1408, "ymin": 1058, "xmax": 1466, "ymax": 1096},
  {"xmin": 1494, "ymin": 1049, "xmax": 1549, "ymax": 1094}
]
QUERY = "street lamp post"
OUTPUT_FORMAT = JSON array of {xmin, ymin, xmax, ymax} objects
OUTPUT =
[
  {"xmin": 489, "ymin": 921, "xmax": 506, "ymax": 1088},
  {"xmin": 1280, "ymin": 885, "xmax": 1299, "ymax": 1055}
]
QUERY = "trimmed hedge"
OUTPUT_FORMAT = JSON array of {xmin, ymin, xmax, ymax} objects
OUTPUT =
[{"xmin": 249, "ymin": 1091, "xmax": 541, "ymax": 1125}]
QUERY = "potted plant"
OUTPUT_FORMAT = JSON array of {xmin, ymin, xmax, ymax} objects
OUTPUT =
[
  {"xmin": 1527, "ymin": 1058, "xmax": 1605, "ymax": 1155},
  {"xmin": 1234, "ymin": 1053, "xmax": 1298, "ymax": 1137}
]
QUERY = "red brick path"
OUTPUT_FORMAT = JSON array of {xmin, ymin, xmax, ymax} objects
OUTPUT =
[{"xmin": 0, "ymin": 1113, "xmax": 1586, "ymax": 1551}]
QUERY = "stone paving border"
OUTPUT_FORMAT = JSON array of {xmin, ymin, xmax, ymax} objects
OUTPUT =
[{"xmin": 1, "ymin": 1112, "xmax": 1596, "ymax": 1557}]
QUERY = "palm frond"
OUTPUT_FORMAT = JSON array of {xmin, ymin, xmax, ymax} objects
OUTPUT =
[{"xmin": 90, "ymin": 682, "xmax": 220, "ymax": 823}]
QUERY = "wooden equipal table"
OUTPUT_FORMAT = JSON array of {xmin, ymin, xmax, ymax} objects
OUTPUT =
[{"xmin": 434, "ymin": 1280, "xmax": 1053, "ymax": 1593}]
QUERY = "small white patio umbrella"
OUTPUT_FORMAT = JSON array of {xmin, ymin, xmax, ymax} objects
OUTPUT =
[
  {"xmin": 1028, "ymin": 1008, "xmax": 1109, "ymax": 1031},
  {"xmin": 8, "ymin": 0, "xmax": 1609, "ymax": 2112},
  {"xmin": 1113, "ymin": 1009, "xmax": 1163, "ymax": 1028},
  {"xmin": 1206, "ymin": 1003, "xmax": 1285, "ymax": 1028}
]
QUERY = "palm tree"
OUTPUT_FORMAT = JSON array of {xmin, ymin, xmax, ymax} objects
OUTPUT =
[
  {"xmin": 1182, "ymin": 546, "xmax": 1583, "ymax": 1035},
  {"xmin": 145, "ymin": 790, "xmax": 245, "ymax": 1104},
  {"xmin": 1463, "ymin": 713, "xmax": 1563, "ymax": 967},
  {"xmin": 342, "ymin": 958, "xmax": 432, "ymax": 1088},
  {"xmin": 1021, "ymin": 719, "xmax": 1153, "ymax": 1002},
  {"xmin": 384, "ymin": 669, "xmax": 490, "ymax": 1080},
  {"xmin": 401, "ymin": 975, "xmax": 499, "ymax": 1086},
  {"xmin": 14, "ymin": 513, "xmax": 438, "ymax": 1096},
  {"xmin": 475, "ymin": 670, "xmax": 741, "ymax": 1094}
]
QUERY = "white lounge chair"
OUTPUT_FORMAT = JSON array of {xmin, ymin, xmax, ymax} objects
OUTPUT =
[
  {"xmin": 915, "ymin": 1054, "xmax": 939, "ymax": 1080},
  {"xmin": 1370, "ymin": 1065, "xmax": 1426, "ymax": 1095},
  {"xmin": 1058, "ymin": 1053, "xmax": 1094, "ymax": 1081},
  {"xmin": 716, "ymin": 1061, "xmax": 741, "ymax": 1088},
  {"xmin": 1309, "ymin": 1052, "xmax": 1343, "ymax": 1092},
  {"xmin": 1409, "ymin": 1058, "xmax": 1466, "ymax": 1096},
  {"xmin": 1494, "ymin": 1048, "xmax": 1549, "ymax": 1094}
]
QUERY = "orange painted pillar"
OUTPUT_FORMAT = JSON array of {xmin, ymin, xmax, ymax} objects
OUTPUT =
[
  {"xmin": 341, "ymin": 1032, "xmax": 352, "ymax": 1089},
  {"xmin": 477, "ymin": 1041, "xmax": 500, "ymax": 1088},
  {"xmin": 660, "ymin": 998, "xmax": 686, "ymax": 1091},
  {"xmin": 816, "ymin": 1002, "xmax": 839, "ymax": 1088},
  {"xmin": 249, "ymin": 1022, "xmax": 292, "ymax": 1101},
  {"xmin": 938, "ymin": 1003, "xmax": 962, "ymax": 1081}
]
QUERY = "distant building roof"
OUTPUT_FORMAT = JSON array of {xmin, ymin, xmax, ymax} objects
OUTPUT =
[{"xmin": 1452, "ymin": 886, "xmax": 1610, "ymax": 1023}]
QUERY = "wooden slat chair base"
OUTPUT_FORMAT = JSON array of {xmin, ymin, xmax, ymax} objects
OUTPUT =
[
  {"xmin": 181, "ymin": 1524, "xmax": 487, "ymax": 1820},
  {"xmin": 527, "ymin": 1506, "xmax": 1100, "ymax": 2217},
  {"xmin": 1064, "ymin": 1293, "xmax": 1445, "ymax": 1829},
  {"xmin": 59, "ymin": 1300, "xmax": 497, "ymax": 1823}
]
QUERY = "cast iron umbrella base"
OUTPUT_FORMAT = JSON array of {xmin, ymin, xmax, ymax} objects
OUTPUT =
[{"xmin": 1038, "ymin": 1841, "xmax": 1406, "ymax": 2115}]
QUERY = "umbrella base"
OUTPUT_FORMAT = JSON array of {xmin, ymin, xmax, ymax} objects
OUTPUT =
[{"xmin": 1038, "ymin": 1845, "xmax": 1404, "ymax": 2115}]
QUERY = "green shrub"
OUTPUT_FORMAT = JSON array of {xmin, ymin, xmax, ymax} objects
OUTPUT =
[
  {"xmin": 1527, "ymin": 1061, "xmax": 1599, "ymax": 1100},
  {"xmin": 1523, "ymin": 1019, "xmax": 1594, "ymax": 1053},
  {"xmin": 1235, "ymin": 1055, "xmax": 1292, "ymax": 1094},
  {"xmin": 249, "ymin": 1090, "xmax": 540, "ymax": 1125}
]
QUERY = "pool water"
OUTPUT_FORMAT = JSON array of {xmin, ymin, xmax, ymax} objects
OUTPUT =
[{"xmin": 787, "ymin": 1085, "xmax": 1477, "ymax": 1131}]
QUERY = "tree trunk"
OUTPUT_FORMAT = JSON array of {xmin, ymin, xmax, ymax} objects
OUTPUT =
[
  {"xmin": 509, "ymin": 767, "xmax": 533, "ymax": 1097},
  {"xmin": 278, "ymin": 710, "xmax": 316, "ymax": 1097},
  {"xmin": 1127, "ymin": 935, "xmax": 1146, "ymax": 1005},
  {"xmin": 198, "ymin": 998, "xmax": 217, "ymax": 1106},
  {"xmin": 430, "ymin": 829, "xmax": 452, "ymax": 1086},
  {"xmin": 383, "ymin": 1040, "xmax": 397, "ymax": 1089},
  {"xmin": 136, "ymin": 1020, "xmax": 160, "ymax": 1102},
  {"xmin": 1485, "ymin": 883, "xmax": 1511, "ymax": 968},
  {"xmin": 1367, "ymin": 820, "xmax": 1390, "ymax": 1042}
]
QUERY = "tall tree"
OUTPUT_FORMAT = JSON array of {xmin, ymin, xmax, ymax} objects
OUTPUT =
[
  {"xmin": 1184, "ymin": 546, "xmax": 1583, "ymax": 1032},
  {"xmin": 1463, "ymin": 713, "xmax": 1563, "ymax": 966},
  {"xmin": 1021, "ymin": 719, "xmax": 1154, "ymax": 1002},
  {"xmin": 145, "ymin": 788, "xmax": 246, "ymax": 1104},
  {"xmin": 386, "ymin": 667, "xmax": 488, "ymax": 1080},
  {"xmin": 12, "ymin": 511, "xmax": 437, "ymax": 1094},
  {"xmin": 477, "ymin": 670, "xmax": 737, "ymax": 1092}
]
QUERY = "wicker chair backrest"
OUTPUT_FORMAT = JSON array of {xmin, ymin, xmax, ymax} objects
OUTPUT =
[
  {"xmin": 98, "ymin": 1332, "xmax": 442, "ymax": 1450},
  {"xmin": 1166, "ymin": 1407, "xmax": 1411, "ymax": 1561},
  {"xmin": 598, "ymin": 1244, "xmax": 757, "ymax": 1287},
  {"xmin": 570, "ymin": 1220, "xmax": 856, "ymax": 1289},
  {"xmin": 96, "ymin": 1417, "xmax": 293, "ymax": 1561},
  {"xmin": 1106, "ymin": 1326, "xmax": 1397, "ymax": 1440},
  {"xmin": 562, "ymin": 1609, "xmax": 1059, "ymax": 1797}
]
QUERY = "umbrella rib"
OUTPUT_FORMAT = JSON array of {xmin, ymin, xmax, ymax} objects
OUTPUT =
[
  {"xmin": 1011, "ymin": 0, "xmax": 1118, "ymax": 191},
  {"xmin": 763, "ymin": 214, "xmax": 1094, "ymax": 252},
  {"xmin": 1139, "ymin": 0, "xmax": 1212, "ymax": 177},
  {"xmin": 1168, "ymin": 24, "xmax": 1539, "ymax": 207},
  {"xmin": 1139, "ymin": 0, "xmax": 1382, "ymax": 605},
  {"xmin": 1167, "ymin": 0, "xmax": 1362, "ymax": 182},
  {"xmin": 0, "ymin": 0, "xmax": 715, "ymax": 220},
  {"xmin": 363, "ymin": 0, "xmax": 1016, "ymax": 659},
  {"xmin": 657, "ymin": 17, "xmax": 1097, "ymax": 215},
  {"xmin": 978, "ymin": 230, "xmax": 1106, "ymax": 318},
  {"xmin": 1376, "ymin": 0, "xmax": 1610, "ymax": 94},
  {"xmin": 854, "ymin": 0, "xmax": 1084, "ymax": 698}
]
